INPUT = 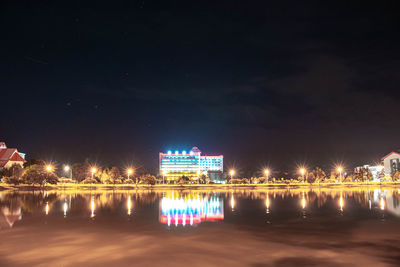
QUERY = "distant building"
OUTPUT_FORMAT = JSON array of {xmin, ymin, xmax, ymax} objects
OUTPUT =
[
  {"xmin": 0, "ymin": 142, "xmax": 26, "ymax": 169},
  {"xmin": 159, "ymin": 147, "xmax": 223, "ymax": 182},
  {"xmin": 382, "ymin": 150, "xmax": 400, "ymax": 175},
  {"xmin": 354, "ymin": 165, "xmax": 384, "ymax": 181}
]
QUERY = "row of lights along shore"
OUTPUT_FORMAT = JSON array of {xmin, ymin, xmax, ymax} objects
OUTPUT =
[
  {"xmin": 44, "ymin": 164, "xmax": 134, "ymax": 179},
  {"xmin": 43, "ymin": 164, "xmax": 345, "ymax": 183},
  {"xmin": 229, "ymin": 166, "xmax": 345, "ymax": 183}
]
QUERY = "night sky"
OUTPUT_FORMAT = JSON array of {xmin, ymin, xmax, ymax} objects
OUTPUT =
[{"xmin": 1, "ymin": 1, "xmax": 399, "ymax": 175}]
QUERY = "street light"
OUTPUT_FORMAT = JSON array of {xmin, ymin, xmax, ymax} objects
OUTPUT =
[
  {"xmin": 64, "ymin": 165, "xmax": 72, "ymax": 179},
  {"xmin": 229, "ymin": 169, "xmax": 235, "ymax": 183},
  {"xmin": 127, "ymin": 168, "xmax": 133, "ymax": 179},
  {"xmin": 91, "ymin": 167, "xmax": 97, "ymax": 179},
  {"xmin": 46, "ymin": 165, "xmax": 53, "ymax": 172},
  {"xmin": 264, "ymin": 169, "xmax": 270, "ymax": 184},
  {"xmin": 45, "ymin": 165, "xmax": 53, "ymax": 185},
  {"xmin": 337, "ymin": 166, "xmax": 343, "ymax": 183},
  {"xmin": 299, "ymin": 168, "xmax": 306, "ymax": 183}
]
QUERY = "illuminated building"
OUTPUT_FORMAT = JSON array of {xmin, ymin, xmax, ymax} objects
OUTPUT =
[
  {"xmin": 159, "ymin": 147, "xmax": 223, "ymax": 182},
  {"xmin": 354, "ymin": 165, "xmax": 384, "ymax": 181},
  {"xmin": 381, "ymin": 150, "xmax": 400, "ymax": 175}
]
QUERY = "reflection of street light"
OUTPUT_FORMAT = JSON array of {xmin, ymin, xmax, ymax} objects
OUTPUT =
[
  {"xmin": 91, "ymin": 168, "xmax": 97, "ymax": 179},
  {"xmin": 90, "ymin": 196, "xmax": 95, "ymax": 218},
  {"xmin": 337, "ymin": 166, "xmax": 343, "ymax": 182},
  {"xmin": 45, "ymin": 202, "xmax": 49, "ymax": 215},
  {"xmin": 127, "ymin": 196, "xmax": 132, "ymax": 216},
  {"xmin": 264, "ymin": 169, "xmax": 270, "ymax": 184},
  {"xmin": 230, "ymin": 195, "xmax": 235, "ymax": 211},
  {"xmin": 301, "ymin": 192, "xmax": 306, "ymax": 209},
  {"xmin": 339, "ymin": 192, "xmax": 344, "ymax": 212},
  {"xmin": 299, "ymin": 168, "xmax": 306, "ymax": 183}
]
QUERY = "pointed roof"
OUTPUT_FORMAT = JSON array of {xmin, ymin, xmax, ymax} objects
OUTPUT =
[
  {"xmin": 190, "ymin": 147, "xmax": 201, "ymax": 153},
  {"xmin": 0, "ymin": 147, "xmax": 26, "ymax": 167},
  {"xmin": 381, "ymin": 150, "xmax": 400, "ymax": 160},
  {"xmin": 9, "ymin": 152, "xmax": 26, "ymax": 162}
]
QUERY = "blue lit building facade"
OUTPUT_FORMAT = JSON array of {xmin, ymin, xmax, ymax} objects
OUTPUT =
[{"xmin": 159, "ymin": 147, "xmax": 223, "ymax": 182}]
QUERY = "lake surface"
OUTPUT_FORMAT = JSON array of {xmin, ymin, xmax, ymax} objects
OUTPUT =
[{"xmin": 1, "ymin": 188, "xmax": 400, "ymax": 266}]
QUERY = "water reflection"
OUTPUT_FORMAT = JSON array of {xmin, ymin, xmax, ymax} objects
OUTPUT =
[
  {"xmin": 0, "ymin": 188, "xmax": 400, "ymax": 229},
  {"xmin": 127, "ymin": 196, "xmax": 132, "ymax": 216},
  {"xmin": 90, "ymin": 196, "xmax": 95, "ymax": 218},
  {"xmin": 0, "ymin": 206, "xmax": 21, "ymax": 229},
  {"xmin": 159, "ymin": 193, "xmax": 224, "ymax": 226},
  {"xmin": 230, "ymin": 195, "xmax": 235, "ymax": 211},
  {"xmin": 339, "ymin": 192, "xmax": 344, "ymax": 213},
  {"xmin": 265, "ymin": 193, "xmax": 270, "ymax": 213}
]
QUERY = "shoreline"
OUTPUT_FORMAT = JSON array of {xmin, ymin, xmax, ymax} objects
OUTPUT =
[{"xmin": 1, "ymin": 181, "xmax": 400, "ymax": 191}]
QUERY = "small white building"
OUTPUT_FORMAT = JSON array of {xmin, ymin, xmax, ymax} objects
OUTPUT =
[{"xmin": 381, "ymin": 150, "xmax": 400, "ymax": 175}]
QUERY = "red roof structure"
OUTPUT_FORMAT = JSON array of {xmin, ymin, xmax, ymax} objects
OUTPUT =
[
  {"xmin": 0, "ymin": 142, "xmax": 26, "ymax": 168},
  {"xmin": 381, "ymin": 150, "xmax": 400, "ymax": 161}
]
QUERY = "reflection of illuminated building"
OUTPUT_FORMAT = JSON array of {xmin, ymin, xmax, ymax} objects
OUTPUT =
[
  {"xmin": 0, "ymin": 207, "xmax": 21, "ymax": 229},
  {"xmin": 159, "ymin": 194, "xmax": 224, "ymax": 226}
]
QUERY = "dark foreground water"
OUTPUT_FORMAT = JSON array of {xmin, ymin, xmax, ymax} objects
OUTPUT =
[{"xmin": 1, "ymin": 188, "xmax": 400, "ymax": 266}]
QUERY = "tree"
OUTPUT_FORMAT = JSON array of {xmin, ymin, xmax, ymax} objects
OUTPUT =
[
  {"xmin": 377, "ymin": 169, "xmax": 385, "ymax": 181},
  {"xmin": 72, "ymin": 159, "xmax": 91, "ymax": 182},
  {"xmin": 140, "ymin": 174, "xmax": 157, "ymax": 185},
  {"xmin": 1, "ymin": 164, "xmax": 24, "ymax": 185},
  {"xmin": 199, "ymin": 174, "xmax": 207, "ymax": 184},
  {"xmin": 21, "ymin": 164, "xmax": 58, "ymax": 186},
  {"xmin": 177, "ymin": 175, "xmax": 190, "ymax": 185},
  {"xmin": 392, "ymin": 171, "xmax": 400, "ymax": 182},
  {"xmin": 110, "ymin": 167, "xmax": 121, "ymax": 184},
  {"xmin": 124, "ymin": 178, "xmax": 134, "ymax": 184},
  {"xmin": 0, "ymin": 164, "xmax": 24, "ymax": 183},
  {"xmin": 81, "ymin": 177, "xmax": 99, "ymax": 184},
  {"xmin": 307, "ymin": 172, "xmax": 316, "ymax": 183},
  {"xmin": 23, "ymin": 159, "xmax": 45, "ymax": 168},
  {"xmin": 100, "ymin": 168, "xmax": 111, "ymax": 184}
]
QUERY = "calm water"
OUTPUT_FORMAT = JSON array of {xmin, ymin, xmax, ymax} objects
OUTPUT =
[{"xmin": 1, "ymin": 188, "xmax": 400, "ymax": 266}]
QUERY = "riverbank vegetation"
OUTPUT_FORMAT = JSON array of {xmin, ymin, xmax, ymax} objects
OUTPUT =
[{"xmin": 1, "ymin": 159, "xmax": 400, "ymax": 187}]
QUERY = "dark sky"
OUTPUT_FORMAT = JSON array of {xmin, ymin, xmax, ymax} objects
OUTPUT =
[{"xmin": 1, "ymin": 0, "xmax": 399, "ymax": 175}]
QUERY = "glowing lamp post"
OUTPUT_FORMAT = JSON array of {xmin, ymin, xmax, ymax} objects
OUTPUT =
[
  {"xmin": 300, "ymin": 168, "xmax": 306, "ymax": 183},
  {"xmin": 337, "ymin": 166, "xmax": 343, "ymax": 183},
  {"xmin": 127, "ymin": 168, "xmax": 133, "ymax": 180},
  {"xmin": 91, "ymin": 168, "xmax": 97, "ymax": 179},
  {"xmin": 229, "ymin": 169, "xmax": 235, "ymax": 183},
  {"xmin": 45, "ymin": 165, "xmax": 53, "ymax": 185},
  {"xmin": 64, "ymin": 165, "xmax": 72, "ymax": 179},
  {"xmin": 264, "ymin": 169, "xmax": 270, "ymax": 184}
]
